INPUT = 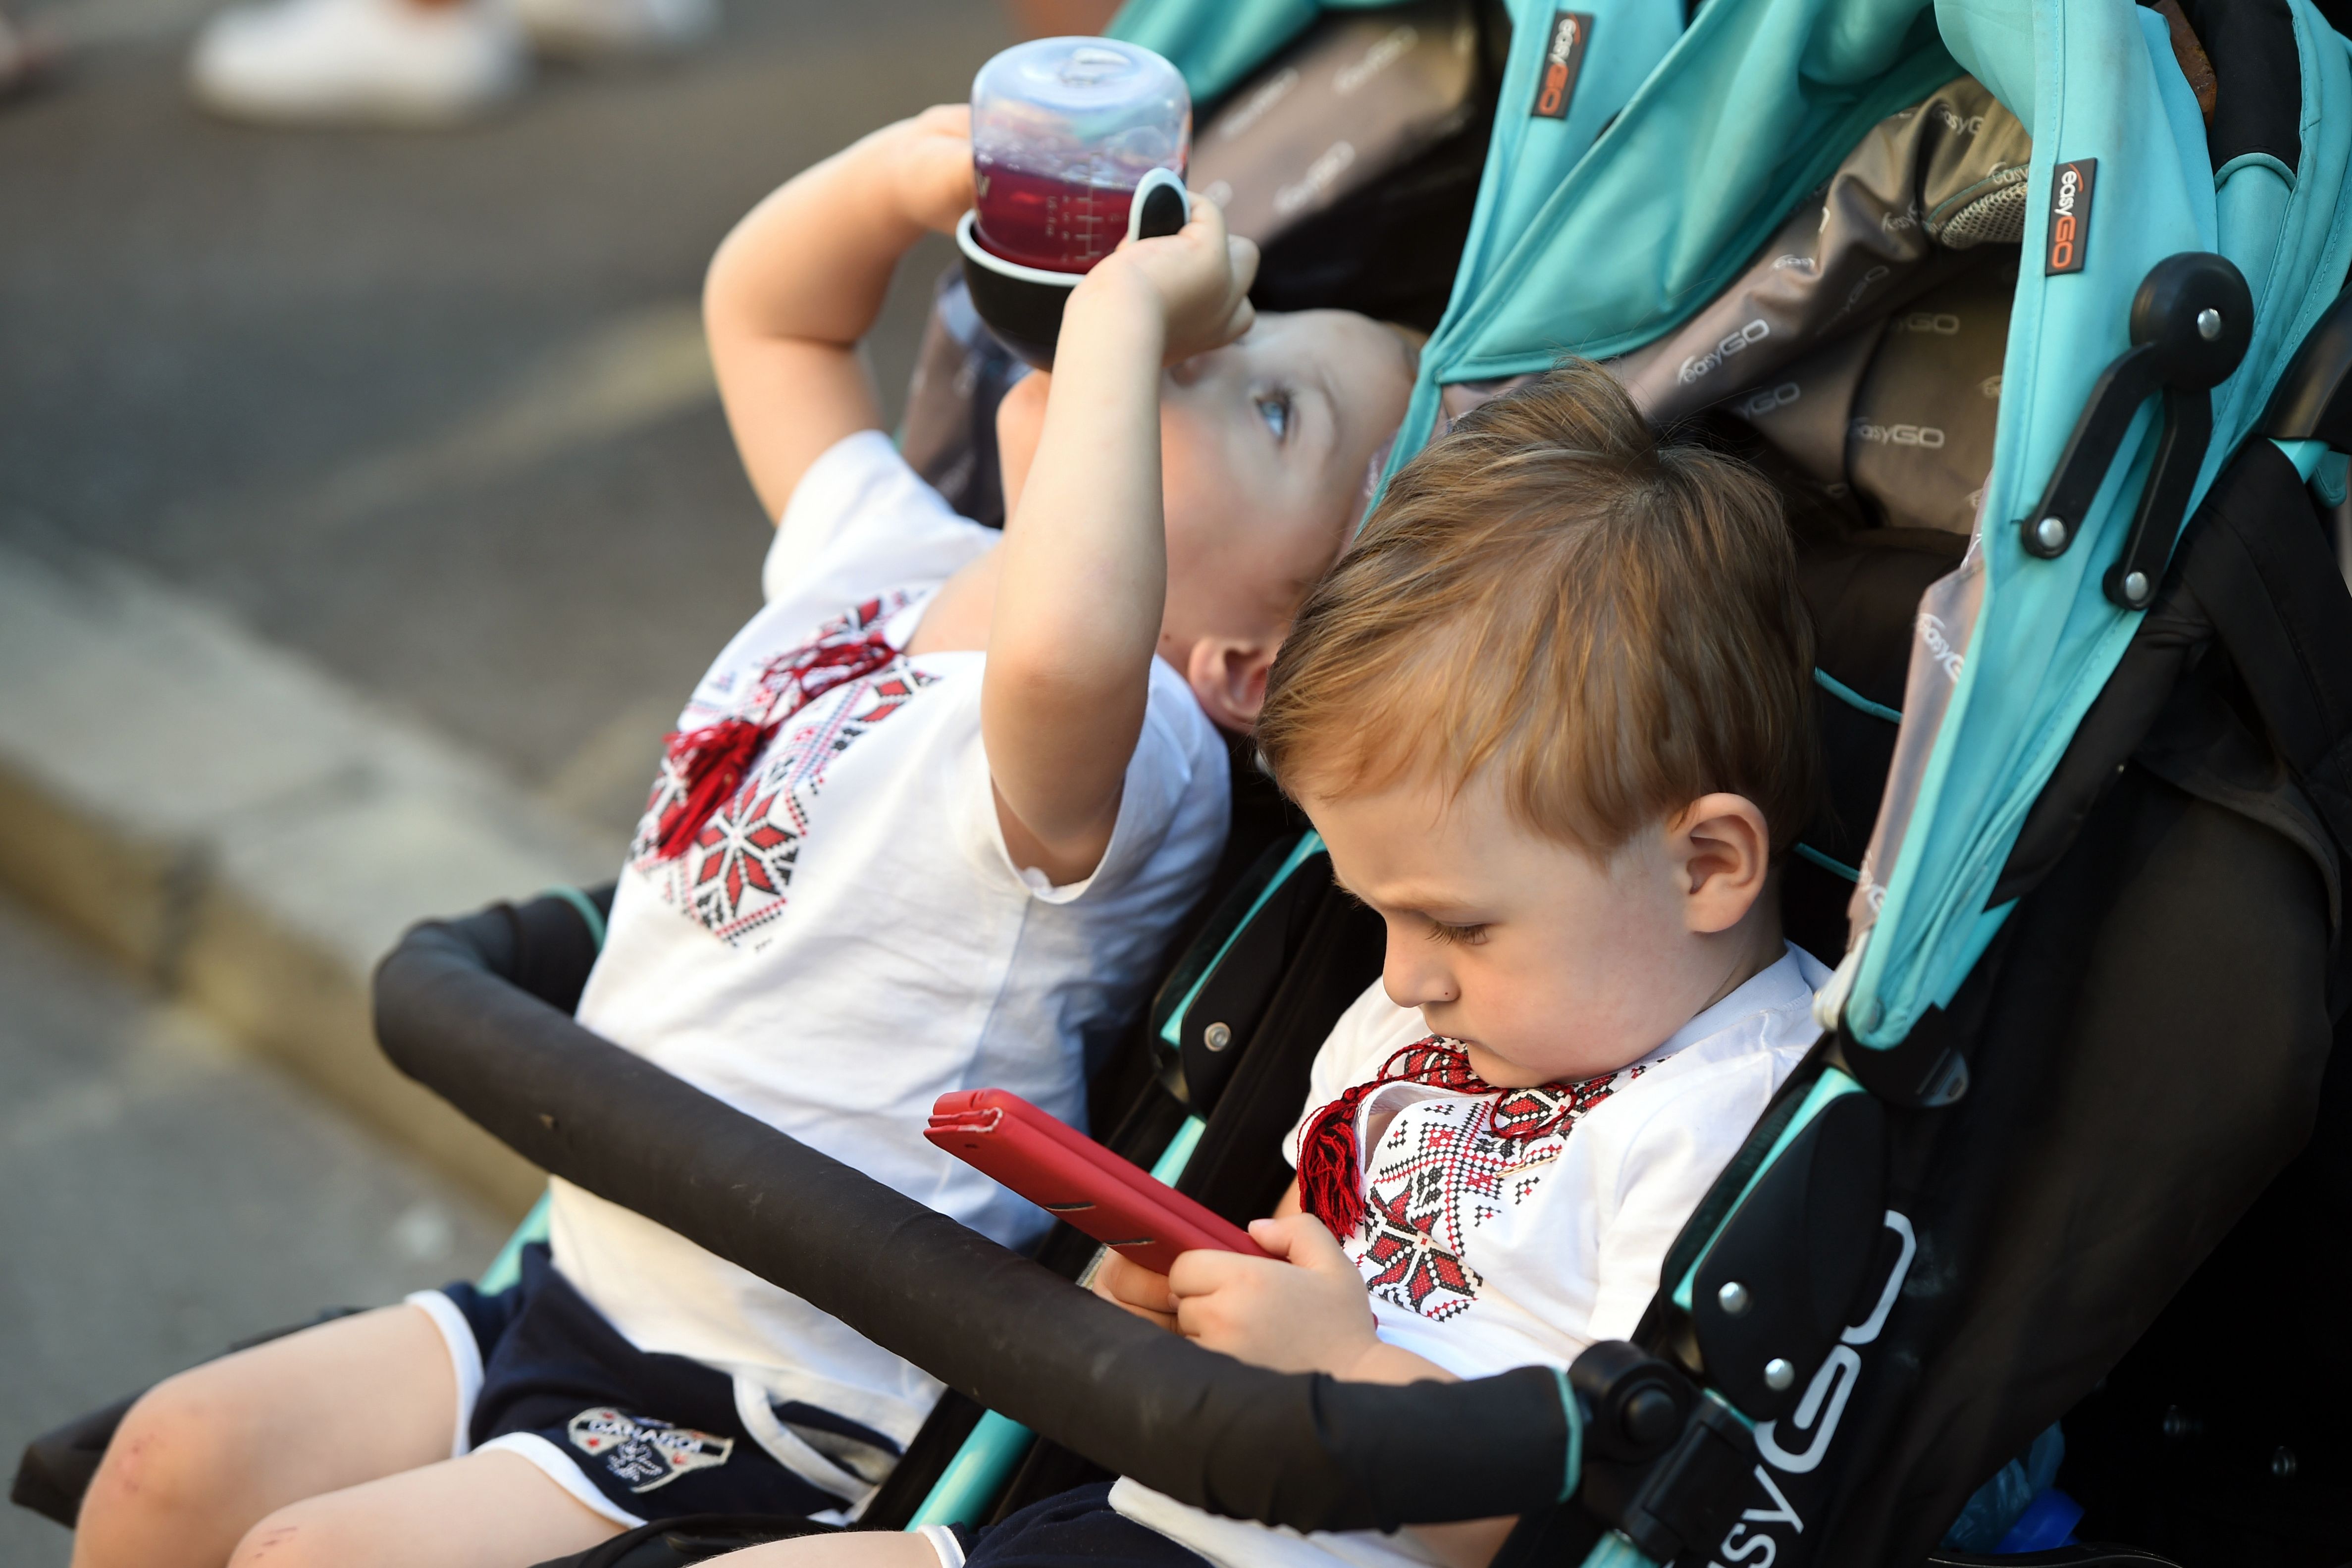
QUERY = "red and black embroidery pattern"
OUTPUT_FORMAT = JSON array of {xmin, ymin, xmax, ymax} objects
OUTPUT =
[
  {"xmin": 629, "ymin": 593, "xmax": 935, "ymax": 947},
  {"xmin": 1331, "ymin": 1039, "xmax": 1646, "ymax": 1322}
]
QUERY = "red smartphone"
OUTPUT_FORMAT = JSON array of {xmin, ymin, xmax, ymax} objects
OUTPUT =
[{"xmin": 926, "ymin": 1089, "xmax": 1268, "ymax": 1274}]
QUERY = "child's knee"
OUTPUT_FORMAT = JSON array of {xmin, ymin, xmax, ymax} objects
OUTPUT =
[
  {"xmin": 82, "ymin": 1370, "xmax": 245, "ymax": 1525},
  {"xmin": 226, "ymin": 1500, "xmax": 344, "ymax": 1568}
]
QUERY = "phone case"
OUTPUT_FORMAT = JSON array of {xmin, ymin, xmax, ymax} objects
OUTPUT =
[{"xmin": 926, "ymin": 1088, "xmax": 1266, "ymax": 1273}]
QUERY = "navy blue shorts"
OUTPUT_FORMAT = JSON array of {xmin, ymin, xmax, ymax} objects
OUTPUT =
[
  {"xmin": 414, "ymin": 1245, "xmax": 902, "ymax": 1529},
  {"xmin": 930, "ymin": 1482, "xmax": 1208, "ymax": 1568}
]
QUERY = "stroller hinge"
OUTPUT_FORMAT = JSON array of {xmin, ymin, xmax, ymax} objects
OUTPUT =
[
  {"xmin": 1576, "ymin": 1381, "xmax": 1757, "ymax": 1566},
  {"xmin": 2017, "ymin": 253, "xmax": 2251, "ymax": 609}
]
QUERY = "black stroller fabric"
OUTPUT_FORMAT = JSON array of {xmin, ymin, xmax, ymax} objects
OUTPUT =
[{"xmin": 1791, "ymin": 442, "xmax": 2348, "ymax": 1564}]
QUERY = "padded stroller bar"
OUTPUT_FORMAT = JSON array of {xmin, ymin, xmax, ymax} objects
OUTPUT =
[{"xmin": 373, "ymin": 912, "xmax": 1574, "ymax": 1533}]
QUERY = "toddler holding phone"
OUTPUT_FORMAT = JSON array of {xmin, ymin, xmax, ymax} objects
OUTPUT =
[
  {"xmin": 704, "ymin": 362, "xmax": 1832, "ymax": 1568},
  {"xmin": 72, "ymin": 105, "xmax": 1418, "ymax": 1568}
]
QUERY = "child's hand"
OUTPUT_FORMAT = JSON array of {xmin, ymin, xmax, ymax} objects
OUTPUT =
[
  {"xmin": 1090, "ymin": 1251, "xmax": 1178, "ymax": 1333},
  {"xmin": 876, "ymin": 104, "xmax": 976, "ymax": 235},
  {"xmin": 1077, "ymin": 192, "xmax": 1259, "ymax": 365},
  {"xmin": 1165, "ymin": 1214, "xmax": 1380, "ymax": 1377}
]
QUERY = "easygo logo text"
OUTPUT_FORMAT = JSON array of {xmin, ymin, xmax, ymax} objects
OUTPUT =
[
  {"xmin": 2045, "ymin": 158, "xmax": 2096, "ymax": 275},
  {"xmin": 1530, "ymin": 12, "xmax": 1592, "ymax": 120},
  {"xmin": 1704, "ymin": 1212, "xmax": 1919, "ymax": 1567},
  {"xmin": 1677, "ymin": 319, "xmax": 1770, "ymax": 385}
]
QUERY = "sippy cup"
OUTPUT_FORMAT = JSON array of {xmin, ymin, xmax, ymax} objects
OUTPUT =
[{"xmin": 957, "ymin": 36, "xmax": 1194, "ymax": 368}]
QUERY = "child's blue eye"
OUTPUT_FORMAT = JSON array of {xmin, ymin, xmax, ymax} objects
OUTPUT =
[{"xmin": 1256, "ymin": 393, "xmax": 1293, "ymax": 441}]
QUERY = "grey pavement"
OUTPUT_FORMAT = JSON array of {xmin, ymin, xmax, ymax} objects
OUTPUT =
[
  {"xmin": 0, "ymin": 0, "xmax": 1014, "ymax": 841},
  {"xmin": 0, "ymin": 11, "xmax": 1022, "ymax": 1551},
  {"xmin": 0, "ymin": 0, "xmax": 1025, "ymax": 1213},
  {"xmin": 0, "ymin": 889, "xmax": 509, "ymax": 1568}
]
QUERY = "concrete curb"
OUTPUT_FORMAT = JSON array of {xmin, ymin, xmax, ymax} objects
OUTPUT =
[{"xmin": 0, "ymin": 538, "xmax": 613, "ymax": 1214}]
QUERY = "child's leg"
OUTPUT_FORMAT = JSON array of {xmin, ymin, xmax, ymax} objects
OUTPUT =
[
  {"xmin": 73, "ymin": 1304, "xmax": 466, "ymax": 1568},
  {"xmin": 702, "ymin": 1537, "xmax": 936, "ymax": 1568},
  {"xmin": 221, "ymin": 1448, "xmax": 619, "ymax": 1568}
]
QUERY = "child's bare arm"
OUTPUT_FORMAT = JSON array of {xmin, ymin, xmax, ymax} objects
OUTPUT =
[
  {"xmin": 704, "ymin": 106, "xmax": 974, "ymax": 522},
  {"xmin": 984, "ymin": 202, "xmax": 1256, "ymax": 884}
]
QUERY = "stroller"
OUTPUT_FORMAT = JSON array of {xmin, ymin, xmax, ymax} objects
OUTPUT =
[{"xmin": 21, "ymin": 0, "xmax": 2352, "ymax": 1562}]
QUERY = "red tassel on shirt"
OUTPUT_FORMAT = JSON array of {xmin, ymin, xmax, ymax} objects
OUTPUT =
[
  {"xmin": 1296, "ymin": 1078, "xmax": 1383, "ymax": 1236},
  {"xmin": 653, "ymin": 717, "xmax": 780, "ymax": 859},
  {"xmin": 650, "ymin": 626, "xmax": 901, "ymax": 860},
  {"xmin": 1295, "ymin": 1038, "xmax": 1626, "ymax": 1239}
]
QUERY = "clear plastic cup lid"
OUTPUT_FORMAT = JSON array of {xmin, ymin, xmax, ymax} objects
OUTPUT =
[{"xmin": 971, "ymin": 36, "xmax": 1190, "ymax": 187}]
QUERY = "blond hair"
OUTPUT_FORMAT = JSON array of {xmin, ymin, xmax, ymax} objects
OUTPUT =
[{"xmin": 1256, "ymin": 360, "xmax": 1818, "ymax": 855}]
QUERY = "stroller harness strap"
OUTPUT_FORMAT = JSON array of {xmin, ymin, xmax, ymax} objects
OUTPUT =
[{"xmin": 2166, "ymin": 439, "xmax": 2352, "ymax": 911}]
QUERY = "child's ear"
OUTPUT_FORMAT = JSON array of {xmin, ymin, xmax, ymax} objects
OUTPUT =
[
  {"xmin": 1671, "ymin": 794, "xmax": 1772, "ymax": 935},
  {"xmin": 1184, "ymin": 636, "xmax": 1279, "ymax": 732}
]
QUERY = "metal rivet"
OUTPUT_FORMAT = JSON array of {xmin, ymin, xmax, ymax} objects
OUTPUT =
[
  {"xmin": 2123, "ymin": 570, "xmax": 2150, "ymax": 605},
  {"xmin": 2035, "ymin": 516, "xmax": 2068, "ymax": 552},
  {"xmin": 2197, "ymin": 307, "xmax": 2224, "ymax": 341},
  {"xmin": 1763, "ymin": 1358, "xmax": 1796, "ymax": 1392},
  {"xmin": 2272, "ymin": 1446, "xmax": 2299, "ymax": 1480},
  {"xmin": 1717, "ymin": 1281, "xmax": 1752, "ymax": 1316},
  {"xmin": 1202, "ymin": 1022, "xmax": 1233, "ymax": 1053}
]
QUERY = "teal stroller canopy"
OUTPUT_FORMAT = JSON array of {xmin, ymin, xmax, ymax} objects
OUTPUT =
[{"xmin": 1117, "ymin": 0, "xmax": 2352, "ymax": 1055}]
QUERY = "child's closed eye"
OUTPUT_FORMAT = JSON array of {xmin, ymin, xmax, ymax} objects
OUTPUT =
[{"xmin": 1425, "ymin": 918, "xmax": 1489, "ymax": 946}]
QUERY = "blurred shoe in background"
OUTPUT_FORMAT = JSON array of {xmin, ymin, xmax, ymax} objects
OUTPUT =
[
  {"xmin": 187, "ymin": 0, "xmax": 712, "ymax": 127},
  {"xmin": 188, "ymin": 0, "xmax": 524, "ymax": 124}
]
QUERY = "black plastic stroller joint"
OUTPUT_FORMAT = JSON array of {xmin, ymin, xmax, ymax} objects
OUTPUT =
[
  {"xmin": 2016, "ymin": 252, "xmax": 2252, "ymax": 610},
  {"xmin": 1564, "ymin": 1343, "xmax": 1767, "ymax": 1564},
  {"xmin": 1579, "ymin": 1390, "xmax": 1760, "ymax": 1564}
]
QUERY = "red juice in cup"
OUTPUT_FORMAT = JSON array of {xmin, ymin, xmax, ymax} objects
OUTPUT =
[
  {"xmin": 974, "ymin": 163, "xmax": 1140, "ymax": 273},
  {"xmin": 971, "ymin": 38, "xmax": 1190, "ymax": 276}
]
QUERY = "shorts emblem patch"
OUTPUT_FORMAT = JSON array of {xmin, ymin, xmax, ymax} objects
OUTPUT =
[{"xmin": 566, "ymin": 1406, "xmax": 734, "ymax": 1493}]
